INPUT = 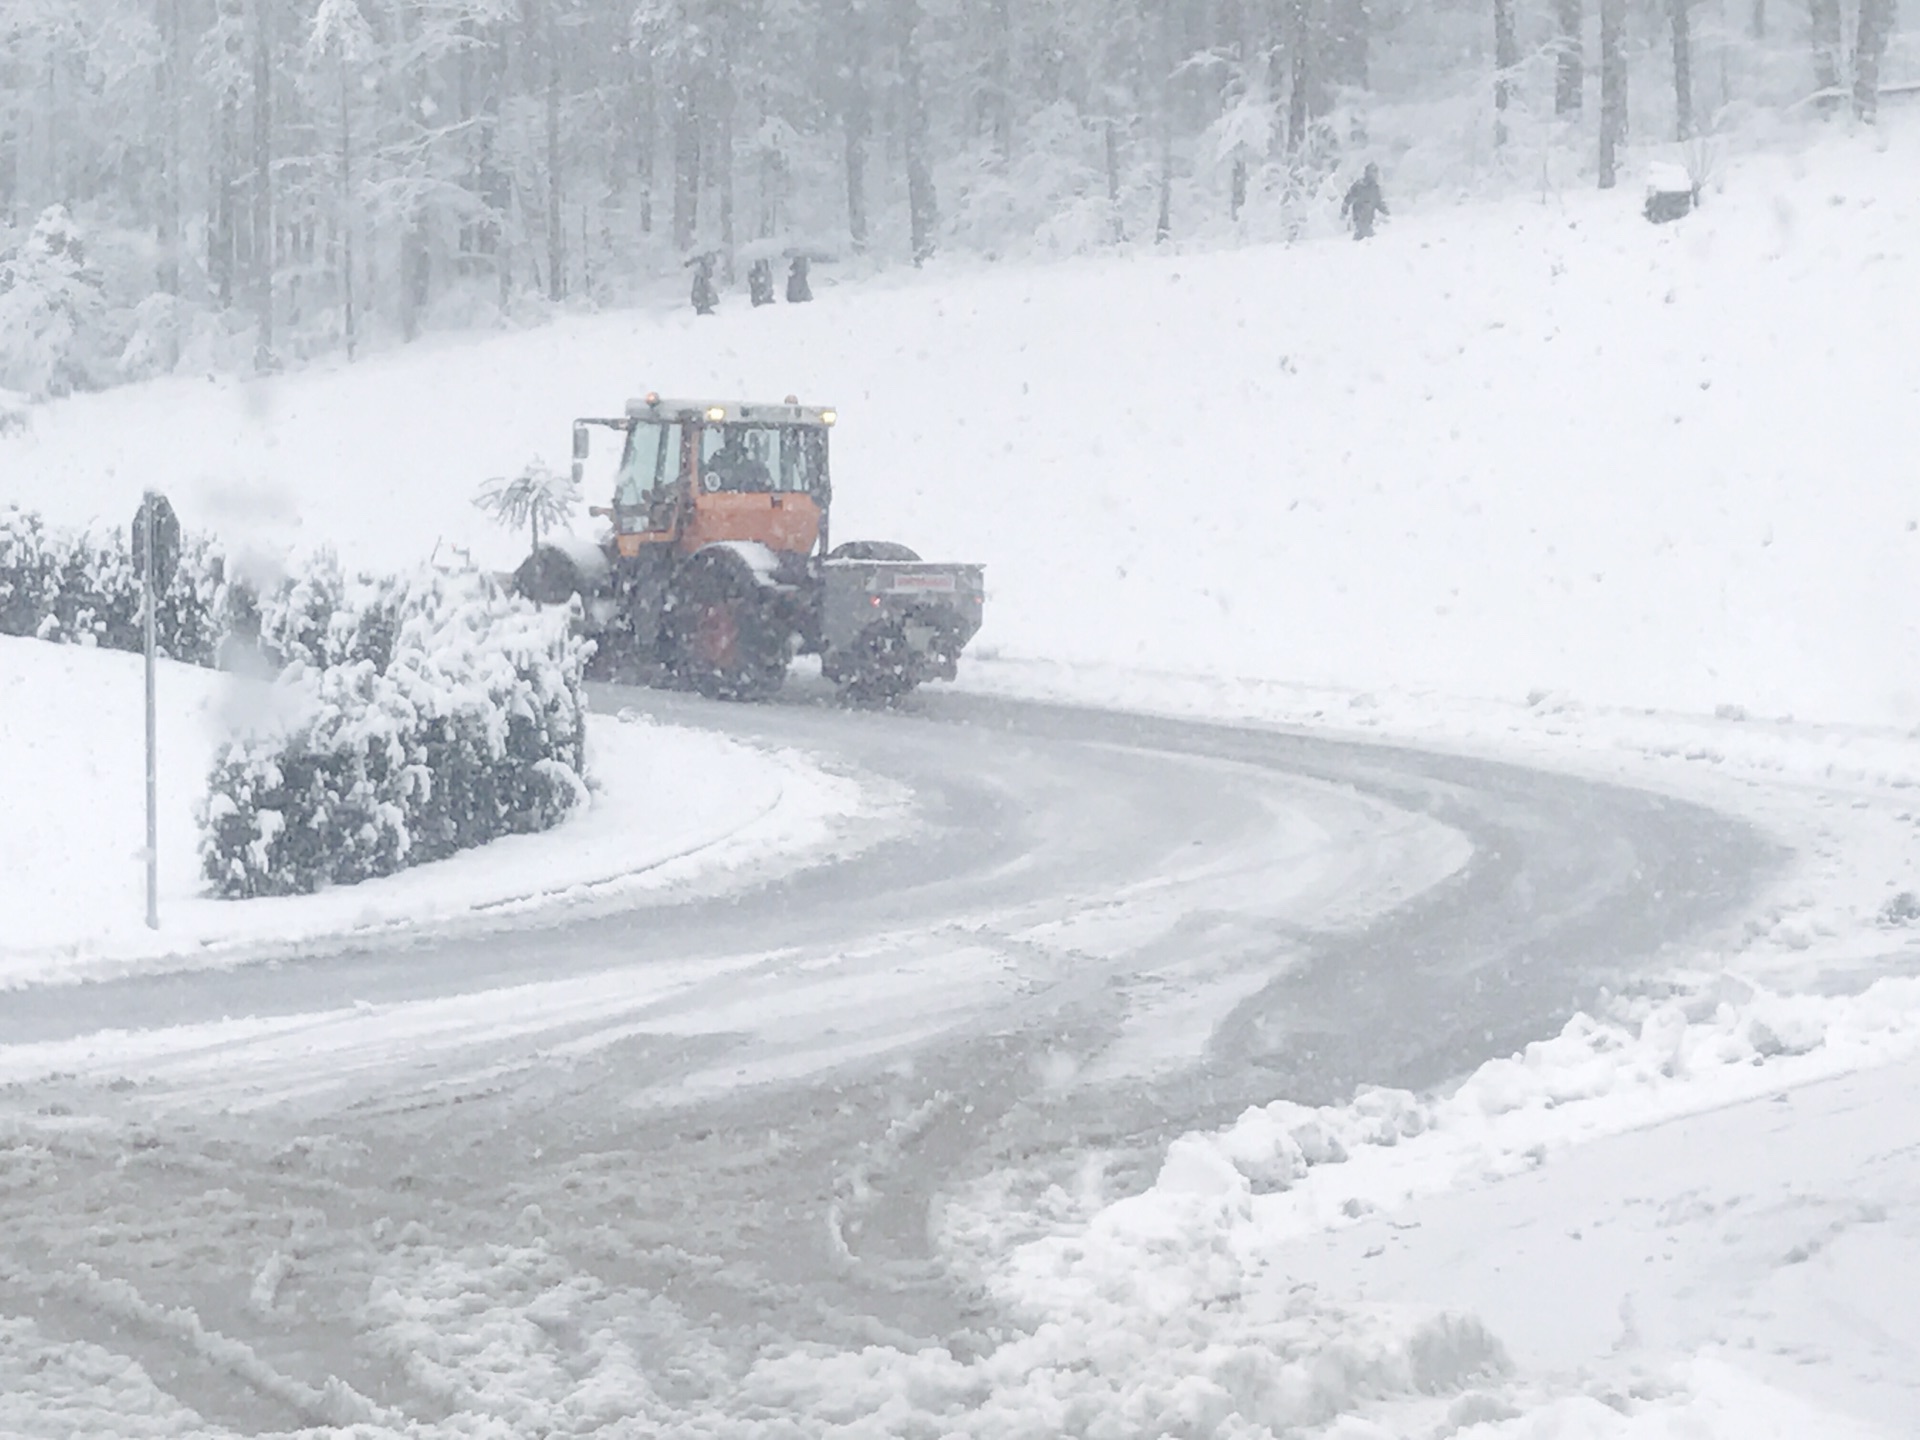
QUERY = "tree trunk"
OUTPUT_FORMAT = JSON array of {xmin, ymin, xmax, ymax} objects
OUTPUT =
[
  {"xmin": 1809, "ymin": 0, "xmax": 1843, "ymax": 98},
  {"xmin": 672, "ymin": 67, "xmax": 701, "ymax": 255},
  {"xmin": 714, "ymin": 16, "xmax": 735, "ymax": 282},
  {"xmin": 987, "ymin": 0, "xmax": 1013, "ymax": 166},
  {"xmin": 637, "ymin": 42, "xmax": 656, "ymax": 236},
  {"xmin": 1494, "ymin": 0, "xmax": 1518, "ymax": 146},
  {"xmin": 1671, "ymin": 0, "xmax": 1693, "ymax": 139},
  {"xmin": 1750, "ymin": 0, "xmax": 1764, "ymax": 39},
  {"xmin": 753, "ymin": 74, "xmax": 779, "ymax": 239},
  {"xmin": 1227, "ymin": 11, "xmax": 1249, "ymax": 220},
  {"xmin": 1556, "ymin": 0, "xmax": 1584, "ymax": 115},
  {"xmin": 1288, "ymin": 47, "xmax": 1310, "ymax": 152},
  {"xmin": 339, "ymin": 52, "xmax": 356, "ymax": 361},
  {"xmin": 546, "ymin": 13, "xmax": 563, "ymax": 301},
  {"xmin": 252, "ymin": 0, "xmax": 273, "ymax": 364},
  {"xmin": 44, "ymin": 54, "xmax": 58, "ymax": 207},
  {"xmin": 1854, "ymin": 0, "xmax": 1894, "ymax": 120},
  {"xmin": 1106, "ymin": 119, "xmax": 1124, "ymax": 243},
  {"xmin": 0, "ymin": 52, "xmax": 14, "ymax": 226},
  {"xmin": 898, "ymin": 0, "xmax": 937, "ymax": 265},
  {"xmin": 1285, "ymin": 0, "xmax": 1323, "ymax": 152},
  {"xmin": 717, "ymin": 112, "xmax": 735, "ymax": 280},
  {"xmin": 211, "ymin": 120, "xmax": 233, "ymax": 310},
  {"xmin": 457, "ymin": 24, "xmax": 476, "ymax": 260},
  {"xmin": 214, "ymin": 102, "xmax": 235, "ymax": 302},
  {"xmin": 1155, "ymin": 123, "xmax": 1172, "ymax": 242},
  {"xmin": 476, "ymin": 22, "xmax": 509, "ymax": 304},
  {"xmin": 155, "ymin": 0, "xmax": 180, "ymax": 300},
  {"xmin": 1155, "ymin": 4, "xmax": 1173, "ymax": 241},
  {"xmin": 842, "ymin": 0, "xmax": 871, "ymax": 252},
  {"xmin": 1599, "ymin": 0, "xmax": 1626, "ymax": 187}
]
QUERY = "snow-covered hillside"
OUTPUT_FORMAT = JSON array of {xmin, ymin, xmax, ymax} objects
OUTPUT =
[{"xmin": 5, "ymin": 120, "xmax": 1918, "ymax": 727}]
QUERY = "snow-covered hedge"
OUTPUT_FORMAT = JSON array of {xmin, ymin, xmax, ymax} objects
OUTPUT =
[
  {"xmin": 0, "ymin": 504, "xmax": 230, "ymax": 663},
  {"xmin": 199, "ymin": 570, "xmax": 589, "ymax": 898},
  {"xmin": 4, "ymin": 505, "xmax": 591, "ymax": 898},
  {"xmin": 0, "ymin": 505, "xmax": 392, "ymax": 674}
]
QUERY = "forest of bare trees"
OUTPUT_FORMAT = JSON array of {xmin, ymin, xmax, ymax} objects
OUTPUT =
[{"xmin": 0, "ymin": 0, "xmax": 1910, "ymax": 391}]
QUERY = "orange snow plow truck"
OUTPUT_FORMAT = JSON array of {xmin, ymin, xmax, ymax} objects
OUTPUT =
[{"xmin": 515, "ymin": 394, "xmax": 985, "ymax": 702}]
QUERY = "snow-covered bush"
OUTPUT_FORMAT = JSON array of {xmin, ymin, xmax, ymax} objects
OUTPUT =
[
  {"xmin": 199, "ymin": 569, "xmax": 589, "ymax": 898},
  {"xmin": 0, "ymin": 506, "xmax": 58, "ymax": 638},
  {"xmin": 0, "ymin": 508, "xmax": 419, "ymax": 674},
  {"xmin": 4, "ymin": 506, "xmax": 589, "ymax": 896},
  {"xmin": 0, "ymin": 206, "xmax": 113, "ymax": 399},
  {"xmin": 116, "ymin": 293, "xmax": 188, "ymax": 383},
  {"xmin": 0, "ymin": 504, "xmax": 231, "ymax": 662}
]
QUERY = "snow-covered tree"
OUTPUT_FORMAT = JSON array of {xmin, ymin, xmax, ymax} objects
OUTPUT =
[
  {"xmin": 0, "ymin": 0, "xmax": 1911, "ymax": 380},
  {"xmin": 0, "ymin": 206, "xmax": 110, "ymax": 398}
]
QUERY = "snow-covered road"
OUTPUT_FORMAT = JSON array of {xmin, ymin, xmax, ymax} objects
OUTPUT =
[
  {"xmin": 0, "ymin": 684, "xmax": 1783, "ymax": 1436},
  {"xmin": 0, "ymin": 684, "xmax": 1765, "ymax": 1110}
]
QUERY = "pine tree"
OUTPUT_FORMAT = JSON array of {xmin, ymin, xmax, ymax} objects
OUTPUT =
[{"xmin": 0, "ymin": 206, "xmax": 109, "ymax": 398}]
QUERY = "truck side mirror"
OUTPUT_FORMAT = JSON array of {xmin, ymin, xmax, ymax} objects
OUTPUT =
[{"xmin": 571, "ymin": 424, "xmax": 590, "ymax": 488}]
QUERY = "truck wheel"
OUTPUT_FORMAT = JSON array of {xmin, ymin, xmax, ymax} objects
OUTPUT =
[
  {"xmin": 826, "ymin": 540, "xmax": 921, "ymax": 563},
  {"xmin": 835, "ymin": 620, "xmax": 920, "ymax": 706},
  {"xmin": 668, "ymin": 551, "xmax": 789, "ymax": 701}
]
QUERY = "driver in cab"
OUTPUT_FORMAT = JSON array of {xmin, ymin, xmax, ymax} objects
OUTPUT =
[{"xmin": 704, "ymin": 429, "xmax": 772, "ymax": 492}]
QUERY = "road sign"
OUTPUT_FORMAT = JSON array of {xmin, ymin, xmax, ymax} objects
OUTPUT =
[{"xmin": 132, "ymin": 491, "xmax": 180, "ymax": 593}]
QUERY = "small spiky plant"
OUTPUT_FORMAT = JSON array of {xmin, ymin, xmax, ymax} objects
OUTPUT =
[{"xmin": 475, "ymin": 459, "xmax": 580, "ymax": 557}]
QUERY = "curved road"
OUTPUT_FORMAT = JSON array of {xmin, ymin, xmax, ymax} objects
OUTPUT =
[{"xmin": 0, "ymin": 684, "xmax": 1780, "ymax": 1432}]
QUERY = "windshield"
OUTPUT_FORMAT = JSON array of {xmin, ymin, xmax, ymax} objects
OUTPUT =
[
  {"xmin": 697, "ymin": 423, "xmax": 827, "ymax": 495},
  {"xmin": 613, "ymin": 420, "xmax": 684, "ymax": 507}
]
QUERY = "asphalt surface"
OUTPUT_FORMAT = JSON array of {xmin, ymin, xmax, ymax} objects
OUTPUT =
[{"xmin": 0, "ymin": 681, "xmax": 1782, "ymax": 1426}]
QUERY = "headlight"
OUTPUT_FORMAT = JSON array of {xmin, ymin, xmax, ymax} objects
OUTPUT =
[
  {"xmin": 819, "ymin": 409, "xmax": 837, "ymax": 426},
  {"xmin": 706, "ymin": 405, "xmax": 726, "ymax": 421}
]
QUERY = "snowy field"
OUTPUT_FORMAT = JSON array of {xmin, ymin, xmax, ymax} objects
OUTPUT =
[
  {"xmin": 0, "ymin": 637, "xmax": 884, "ymax": 985},
  {"xmin": 3, "ymin": 118, "xmax": 1920, "ymax": 1438}
]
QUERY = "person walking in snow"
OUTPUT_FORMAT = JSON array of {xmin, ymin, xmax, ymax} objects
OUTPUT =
[
  {"xmin": 785, "ymin": 255, "xmax": 813, "ymax": 303},
  {"xmin": 689, "ymin": 253, "xmax": 718, "ymax": 315},
  {"xmin": 748, "ymin": 258, "xmax": 776, "ymax": 307},
  {"xmin": 1341, "ymin": 163, "xmax": 1389, "ymax": 240}
]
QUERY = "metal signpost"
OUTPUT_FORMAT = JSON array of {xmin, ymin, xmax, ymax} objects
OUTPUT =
[{"xmin": 132, "ymin": 492, "xmax": 179, "ymax": 930}]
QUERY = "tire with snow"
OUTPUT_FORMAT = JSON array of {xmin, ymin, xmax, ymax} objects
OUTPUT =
[
  {"xmin": 666, "ymin": 550, "xmax": 789, "ymax": 701},
  {"xmin": 836, "ymin": 619, "xmax": 920, "ymax": 706},
  {"xmin": 826, "ymin": 540, "xmax": 921, "ymax": 563}
]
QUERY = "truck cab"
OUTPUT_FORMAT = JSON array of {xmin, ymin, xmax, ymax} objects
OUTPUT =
[
  {"xmin": 559, "ymin": 395, "xmax": 982, "ymax": 702},
  {"xmin": 582, "ymin": 395, "xmax": 835, "ymax": 565}
]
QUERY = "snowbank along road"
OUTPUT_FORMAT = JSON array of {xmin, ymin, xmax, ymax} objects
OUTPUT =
[{"xmin": 0, "ymin": 684, "xmax": 1777, "ymax": 1435}]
